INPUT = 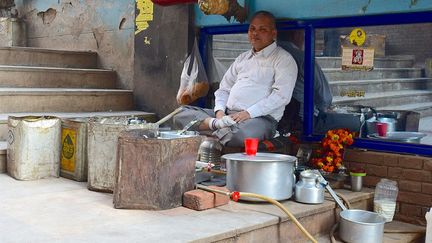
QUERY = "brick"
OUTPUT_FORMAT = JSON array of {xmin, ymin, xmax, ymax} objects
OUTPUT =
[
  {"xmin": 398, "ymin": 155, "xmax": 423, "ymax": 169},
  {"xmin": 345, "ymin": 149, "xmax": 384, "ymax": 164},
  {"xmin": 208, "ymin": 186, "xmax": 230, "ymax": 207},
  {"xmin": 363, "ymin": 175, "xmax": 381, "ymax": 187},
  {"xmin": 399, "ymin": 180, "xmax": 422, "ymax": 193},
  {"xmin": 424, "ymin": 159, "xmax": 432, "ymax": 171},
  {"xmin": 183, "ymin": 187, "xmax": 230, "ymax": 211},
  {"xmin": 346, "ymin": 162, "xmax": 366, "ymax": 172},
  {"xmin": 398, "ymin": 191, "xmax": 432, "ymax": 207},
  {"xmin": 422, "ymin": 183, "xmax": 432, "ymax": 195},
  {"xmin": 388, "ymin": 167, "xmax": 403, "ymax": 179},
  {"xmin": 365, "ymin": 164, "xmax": 387, "ymax": 177},
  {"xmin": 400, "ymin": 203, "xmax": 422, "ymax": 217},
  {"xmin": 381, "ymin": 154, "xmax": 399, "ymax": 166},
  {"xmin": 401, "ymin": 169, "xmax": 431, "ymax": 182},
  {"xmin": 344, "ymin": 149, "xmax": 363, "ymax": 162}
]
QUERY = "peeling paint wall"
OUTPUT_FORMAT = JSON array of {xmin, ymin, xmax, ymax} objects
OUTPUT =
[
  {"xmin": 16, "ymin": 0, "xmax": 135, "ymax": 90},
  {"xmin": 133, "ymin": 3, "xmax": 192, "ymax": 118}
]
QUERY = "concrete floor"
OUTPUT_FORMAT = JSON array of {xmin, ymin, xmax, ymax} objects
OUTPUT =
[{"xmin": 0, "ymin": 174, "xmax": 377, "ymax": 243}]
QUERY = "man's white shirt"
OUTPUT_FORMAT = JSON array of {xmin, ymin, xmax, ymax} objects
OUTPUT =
[{"xmin": 214, "ymin": 41, "xmax": 298, "ymax": 121}]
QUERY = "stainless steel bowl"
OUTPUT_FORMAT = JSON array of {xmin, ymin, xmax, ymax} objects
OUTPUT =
[{"xmin": 339, "ymin": 209, "xmax": 386, "ymax": 243}]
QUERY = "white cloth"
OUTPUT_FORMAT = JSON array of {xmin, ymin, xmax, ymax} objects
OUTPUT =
[{"xmin": 214, "ymin": 42, "xmax": 298, "ymax": 122}]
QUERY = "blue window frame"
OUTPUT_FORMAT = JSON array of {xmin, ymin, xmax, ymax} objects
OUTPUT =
[{"xmin": 198, "ymin": 11, "xmax": 432, "ymax": 156}]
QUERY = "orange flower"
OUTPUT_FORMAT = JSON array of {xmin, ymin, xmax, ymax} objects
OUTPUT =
[{"xmin": 311, "ymin": 128, "xmax": 355, "ymax": 173}]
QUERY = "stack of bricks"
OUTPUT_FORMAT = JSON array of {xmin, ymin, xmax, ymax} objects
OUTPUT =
[{"xmin": 344, "ymin": 148, "xmax": 431, "ymax": 225}]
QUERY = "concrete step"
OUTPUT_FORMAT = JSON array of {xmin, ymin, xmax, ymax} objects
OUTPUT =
[
  {"xmin": 317, "ymin": 55, "xmax": 415, "ymax": 69},
  {"xmin": 378, "ymin": 102, "xmax": 432, "ymax": 118},
  {"xmin": 333, "ymin": 90, "xmax": 432, "ymax": 107},
  {"xmin": 213, "ymin": 47, "xmax": 322, "ymax": 59},
  {"xmin": 330, "ymin": 78, "xmax": 432, "ymax": 95},
  {"xmin": 213, "ymin": 47, "xmax": 248, "ymax": 58},
  {"xmin": 0, "ymin": 65, "xmax": 116, "ymax": 89},
  {"xmin": 218, "ymin": 56, "xmax": 417, "ymax": 71},
  {"xmin": 323, "ymin": 67, "xmax": 423, "ymax": 81},
  {"xmin": 0, "ymin": 141, "xmax": 5, "ymax": 173},
  {"xmin": 213, "ymin": 34, "xmax": 249, "ymax": 42},
  {"xmin": 213, "ymin": 39, "xmax": 251, "ymax": 49},
  {"xmin": 0, "ymin": 88, "xmax": 134, "ymax": 113},
  {"xmin": 0, "ymin": 47, "xmax": 98, "ymax": 69},
  {"xmin": 0, "ymin": 111, "xmax": 156, "ymax": 140}
]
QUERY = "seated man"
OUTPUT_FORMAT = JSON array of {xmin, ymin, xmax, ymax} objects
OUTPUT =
[
  {"xmin": 277, "ymin": 36, "xmax": 333, "ymax": 135},
  {"xmin": 174, "ymin": 11, "xmax": 298, "ymax": 147}
]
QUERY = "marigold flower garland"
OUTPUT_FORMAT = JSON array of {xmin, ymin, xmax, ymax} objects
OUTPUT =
[{"xmin": 311, "ymin": 128, "xmax": 354, "ymax": 173}]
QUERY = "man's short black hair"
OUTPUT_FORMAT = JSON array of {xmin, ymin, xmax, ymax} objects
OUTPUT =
[{"xmin": 250, "ymin": 11, "xmax": 276, "ymax": 29}]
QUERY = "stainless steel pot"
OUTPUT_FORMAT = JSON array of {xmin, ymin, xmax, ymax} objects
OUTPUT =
[
  {"xmin": 322, "ymin": 174, "xmax": 386, "ymax": 243},
  {"xmin": 222, "ymin": 153, "xmax": 297, "ymax": 201},
  {"xmin": 295, "ymin": 170, "xmax": 324, "ymax": 204},
  {"xmin": 339, "ymin": 209, "xmax": 386, "ymax": 243}
]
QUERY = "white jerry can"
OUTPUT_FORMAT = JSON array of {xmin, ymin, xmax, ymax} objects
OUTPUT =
[
  {"xmin": 87, "ymin": 117, "xmax": 158, "ymax": 192},
  {"xmin": 7, "ymin": 116, "xmax": 61, "ymax": 180}
]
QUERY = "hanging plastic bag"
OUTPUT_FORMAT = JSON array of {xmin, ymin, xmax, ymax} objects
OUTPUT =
[
  {"xmin": 176, "ymin": 39, "xmax": 209, "ymax": 105},
  {"xmin": 208, "ymin": 55, "xmax": 227, "ymax": 84}
]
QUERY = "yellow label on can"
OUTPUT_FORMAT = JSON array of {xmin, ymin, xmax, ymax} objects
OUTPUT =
[{"xmin": 61, "ymin": 127, "xmax": 76, "ymax": 173}]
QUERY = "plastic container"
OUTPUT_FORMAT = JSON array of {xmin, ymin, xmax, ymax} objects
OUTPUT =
[{"xmin": 373, "ymin": 178, "xmax": 399, "ymax": 222}]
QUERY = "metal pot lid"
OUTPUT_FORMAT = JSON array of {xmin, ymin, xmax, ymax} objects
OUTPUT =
[{"xmin": 221, "ymin": 152, "xmax": 297, "ymax": 163}]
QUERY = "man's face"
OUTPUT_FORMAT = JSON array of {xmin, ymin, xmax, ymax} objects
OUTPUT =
[{"xmin": 248, "ymin": 15, "xmax": 277, "ymax": 52}]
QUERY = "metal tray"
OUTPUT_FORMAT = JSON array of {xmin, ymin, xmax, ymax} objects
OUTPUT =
[{"xmin": 368, "ymin": 132, "xmax": 426, "ymax": 143}]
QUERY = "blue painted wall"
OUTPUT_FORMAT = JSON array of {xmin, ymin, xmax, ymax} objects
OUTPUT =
[{"xmin": 195, "ymin": 0, "xmax": 432, "ymax": 27}]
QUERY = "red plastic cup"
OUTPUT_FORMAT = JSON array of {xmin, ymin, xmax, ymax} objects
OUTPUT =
[
  {"xmin": 376, "ymin": 122, "xmax": 388, "ymax": 137},
  {"xmin": 244, "ymin": 138, "xmax": 259, "ymax": 156}
]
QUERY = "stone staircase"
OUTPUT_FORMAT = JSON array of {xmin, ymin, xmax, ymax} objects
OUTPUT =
[
  {"xmin": 213, "ymin": 34, "xmax": 432, "ymax": 143},
  {"xmin": 0, "ymin": 46, "xmax": 155, "ymax": 170}
]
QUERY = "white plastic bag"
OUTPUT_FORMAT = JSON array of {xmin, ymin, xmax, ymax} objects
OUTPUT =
[
  {"xmin": 176, "ymin": 39, "xmax": 209, "ymax": 105},
  {"xmin": 208, "ymin": 55, "xmax": 228, "ymax": 84}
]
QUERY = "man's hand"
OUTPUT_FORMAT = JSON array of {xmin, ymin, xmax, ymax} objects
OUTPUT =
[
  {"xmin": 230, "ymin": 110, "xmax": 251, "ymax": 123},
  {"xmin": 215, "ymin": 110, "xmax": 225, "ymax": 119}
]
